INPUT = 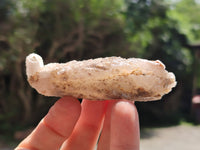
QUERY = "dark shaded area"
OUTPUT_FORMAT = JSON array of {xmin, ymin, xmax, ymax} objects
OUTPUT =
[{"xmin": 140, "ymin": 128, "xmax": 156, "ymax": 139}]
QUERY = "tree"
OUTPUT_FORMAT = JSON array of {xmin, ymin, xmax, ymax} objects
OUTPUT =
[
  {"xmin": 0, "ymin": 0, "xmax": 128, "ymax": 135},
  {"xmin": 124, "ymin": 0, "xmax": 194, "ymax": 125},
  {"xmin": 167, "ymin": 0, "xmax": 200, "ymax": 44}
]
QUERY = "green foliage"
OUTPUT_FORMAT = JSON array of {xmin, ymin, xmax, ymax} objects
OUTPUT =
[
  {"xmin": 124, "ymin": 0, "xmax": 193, "ymax": 78},
  {"xmin": 0, "ymin": 0, "xmax": 128, "ymax": 135},
  {"xmin": 124, "ymin": 0, "xmax": 194, "ymax": 125},
  {"xmin": 167, "ymin": 0, "xmax": 200, "ymax": 43}
]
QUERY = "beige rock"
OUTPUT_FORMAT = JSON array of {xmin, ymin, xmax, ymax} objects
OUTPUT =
[{"xmin": 26, "ymin": 53, "xmax": 176, "ymax": 101}]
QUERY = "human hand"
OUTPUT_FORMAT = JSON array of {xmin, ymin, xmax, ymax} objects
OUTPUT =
[{"xmin": 15, "ymin": 96, "xmax": 140, "ymax": 150}]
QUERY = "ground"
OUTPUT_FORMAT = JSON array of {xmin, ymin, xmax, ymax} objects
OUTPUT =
[
  {"xmin": 1, "ymin": 124, "xmax": 200, "ymax": 150},
  {"xmin": 140, "ymin": 124, "xmax": 200, "ymax": 150}
]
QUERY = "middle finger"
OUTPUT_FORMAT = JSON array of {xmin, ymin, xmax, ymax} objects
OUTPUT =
[{"xmin": 61, "ymin": 99, "xmax": 107, "ymax": 150}]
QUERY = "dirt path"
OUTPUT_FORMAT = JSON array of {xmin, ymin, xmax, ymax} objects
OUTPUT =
[{"xmin": 140, "ymin": 124, "xmax": 200, "ymax": 150}]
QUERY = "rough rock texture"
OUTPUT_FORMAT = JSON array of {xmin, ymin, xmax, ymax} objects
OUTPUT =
[{"xmin": 26, "ymin": 53, "xmax": 176, "ymax": 101}]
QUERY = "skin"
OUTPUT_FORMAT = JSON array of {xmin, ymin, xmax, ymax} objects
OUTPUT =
[{"xmin": 15, "ymin": 96, "xmax": 140, "ymax": 150}]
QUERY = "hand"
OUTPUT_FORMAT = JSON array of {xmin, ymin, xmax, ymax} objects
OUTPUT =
[{"xmin": 15, "ymin": 96, "xmax": 140, "ymax": 150}]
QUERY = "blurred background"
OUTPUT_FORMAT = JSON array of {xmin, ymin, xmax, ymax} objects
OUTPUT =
[{"xmin": 0, "ymin": 0, "xmax": 200, "ymax": 149}]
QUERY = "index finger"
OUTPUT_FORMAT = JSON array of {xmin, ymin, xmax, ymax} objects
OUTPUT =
[{"xmin": 15, "ymin": 96, "xmax": 81, "ymax": 150}]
